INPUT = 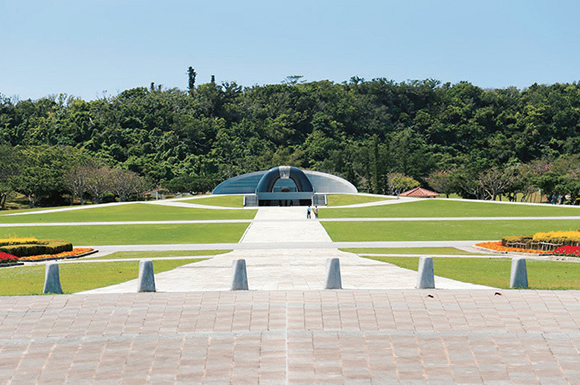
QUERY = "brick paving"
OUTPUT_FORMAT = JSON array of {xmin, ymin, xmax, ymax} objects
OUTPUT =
[{"xmin": 2, "ymin": 290, "xmax": 580, "ymax": 384}]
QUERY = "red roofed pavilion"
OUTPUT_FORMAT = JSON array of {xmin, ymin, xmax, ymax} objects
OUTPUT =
[{"xmin": 399, "ymin": 187, "xmax": 440, "ymax": 198}]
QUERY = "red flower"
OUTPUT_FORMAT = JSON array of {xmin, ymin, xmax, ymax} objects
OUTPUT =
[
  {"xmin": 554, "ymin": 246, "xmax": 580, "ymax": 257},
  {"xmin": 0, "ymin": 252, "xmax": 19, "ymax": 263}
]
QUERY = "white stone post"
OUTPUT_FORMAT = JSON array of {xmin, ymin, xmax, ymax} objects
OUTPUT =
[
  {"xmin": 231, "ymin": 259, "xmax": 248, "ymax": 290},
  {"xmin": 43, "ymin": 263, "xmax": 63, "ymax": 294},
  {"xmin": 137, "ymin": 260, "xmax": 156, "ymax": 292},
  {"xmin": 510, "ymin": 258, "xmax": 528, "ymax": 289},
  {"xmin": 416, "ymin": 257, "xmax": 435, "ymax": 289},
  {"xmin": 325, "ymin": 258, "xmax": 342, "ymax": 289}
]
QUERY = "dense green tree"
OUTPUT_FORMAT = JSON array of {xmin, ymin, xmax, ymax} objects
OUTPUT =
[
  {"xmin": 188, "ymin": 67, "xmax": 197, "ymax": 97},
  {"xmin": 1, "ymin": 76, "xmax": 579, "ymax": 203},
  {"xmin": 0, "ymin": 144, "xmax": 21, "ymax": 209},
  {"xmin": 14, "ymin": 146, "xmax": 77, "ymax": 207}
]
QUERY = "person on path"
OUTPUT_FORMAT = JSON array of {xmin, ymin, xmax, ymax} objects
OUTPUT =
[
  {"xmin": 306, "ymin": 205, "xmax": 311, "ymax": 219},
  {"xmin": 314, "ymin": 206, "xmax": 319, "ymax": 219}
]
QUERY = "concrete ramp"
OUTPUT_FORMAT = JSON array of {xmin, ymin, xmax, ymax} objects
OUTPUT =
[{"xmin": 79, "ymin": 207, "xmax": 494, "ymax": 293}]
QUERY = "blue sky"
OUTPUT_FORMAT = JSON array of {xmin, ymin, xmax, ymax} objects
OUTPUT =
[{"xmin": 1, "ymin": 0, "xmax": 579, "ymax": 100}]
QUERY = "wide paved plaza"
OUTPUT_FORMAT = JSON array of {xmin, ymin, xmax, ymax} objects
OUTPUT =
[{"xmin": 2, "ymin": 290, "xmax": 580, "ymax": 384}]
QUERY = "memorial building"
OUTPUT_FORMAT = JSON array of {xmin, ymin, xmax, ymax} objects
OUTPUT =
[{"xmin": 212, "ymin": 166, "xmax": 357, "ymax": 206}]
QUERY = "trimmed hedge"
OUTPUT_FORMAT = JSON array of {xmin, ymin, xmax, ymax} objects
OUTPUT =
[
  {"xmin": 502, "ymin": 231, "xmax": 580, "ymax": 252},
  {"xmin": 0, "ymin": 240, "xmax": 73, "ymax": 257},
  {"xmin": 501, "ymin": 235, "xmax": 533, "ymax": 247}
]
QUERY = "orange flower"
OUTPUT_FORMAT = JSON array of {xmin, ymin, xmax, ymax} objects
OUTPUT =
[
  {"xmin": 475, "ymin": 241, "xmax": 550, "ymax": 254},
  {"xmin": 19, "ymin": 248, "xmax": 95, "ymax": 261}
]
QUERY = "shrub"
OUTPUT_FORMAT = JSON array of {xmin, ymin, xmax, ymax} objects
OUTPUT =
[
  {"xmin": 501, "ymin": 235, "xmax": 533, "ymax": 247},
  {"xmin": 0, "ymin": 240, "xmax": 73, "ymax": 257},
  {"xmin": 477, "ymin": 241, "xmax": 550, "ymax": 254},
  {"xmin": 101, "ymin": 192, "xmax": 117, "ymax": 203}
]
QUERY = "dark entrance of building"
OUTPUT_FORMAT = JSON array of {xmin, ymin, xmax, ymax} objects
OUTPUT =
[{"xmin": 255, "ymin": 166, "xmax": 314, "ymax": 206}]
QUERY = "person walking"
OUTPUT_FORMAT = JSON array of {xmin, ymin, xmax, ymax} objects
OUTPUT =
[
  {"xmin": 306, "ymin": 205, "xmax": 311, "ymax": 219},
  {"xmin": 314, "ymin": 206, "xmax": 319, "ymax": 219}
]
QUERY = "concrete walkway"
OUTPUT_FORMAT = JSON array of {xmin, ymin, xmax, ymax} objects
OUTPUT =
[
  {"xmin": 80, "ymin": 207, "xmax": 492, "ymax": 294},
  {"xmin": 79, "ymin": 248, "xmax": 493, "ymax": 293},
  {"xmin": 240, "ymin": 207, "xmax": 333, "ymax": 243}
]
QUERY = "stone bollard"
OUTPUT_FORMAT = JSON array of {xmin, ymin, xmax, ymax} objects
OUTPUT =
[
  {"xmin": 231, "ymin": 259, "xmax": 248, "ymax": 290},
  {"xmin": 416, "ymin": 257, "xmax": 435, "ymax": 289},
  {"xmin": 510, "ymin": 258, "xmax": 528, "ymax": 289},
  {"xmin": 137, "ymin": 260, "xmax": 156, "ymax": 292},
  {"xmin": 325, "ymin": 258, "xmax": 342, "ymax": 289},
  {"xmin": 43, "ymin": 263, "xmax": 63, "ymax": 294}
]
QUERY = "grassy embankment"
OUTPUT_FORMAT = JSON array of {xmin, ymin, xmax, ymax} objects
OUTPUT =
[
  {"xmin": 0, "ymin": 258, "xmax": 205, "ymax": 295},
  {"xmin": 179, "ymin": 195, "xmax": 245, "ymax": 207},
  {"xmin": 0, "ymin": 203, "xmax": 244, "ymax": 296},
  {"xmin": 86, "ymin": 250, "xmax": 231, "ymax": 260},
  {"xmin": 341, "ymin": 247, "xmax": 490, "ymax": 255},
  {"xmin": 335, "ymin": 199, "xmax": 580, "ymax": 289},
  {"xmin": 324, "ymin": 219, "xmax": 580, "ymax": 242},
  {"xmin": 366, "ymin": 256, "xmax": 580, "ymax": 290},
  {"xmin": 2, "ymin": 196, "xmax": 579, "ymax": 293},
  {"xmin": 322, "ymin": 199, "xmax": 580, "ymax": 242},
  {"xmin": 0, "ymin": 223, "xmax": 248, "ymax": 245},
  {"xmin": 0, "ymin": 202, "xmax": 255, "ymax": 223},
  {"xmin": 326, "ymin": 194, "xmax": 392, "ymax": 207},
  {"xmin": 322, "ymin": 198, "xmax": 580, "ymax": 218},
  {"xmin": 0, "ymin": 203, "xmax": 254, "ymax": 245}
]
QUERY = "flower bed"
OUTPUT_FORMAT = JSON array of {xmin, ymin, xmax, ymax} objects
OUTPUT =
[
  {"xmin": 19, "ymin": 248, "xmax": 95, "ymax": 262},
  {"xmin": 553, "ymin": 246, "xmax": 580, "ymax": 257},
  {"xmin": 533, "ymin": 231, "xmax": 580, "ymax": 246},
  {"xmin": 0, "ymin": 237, "xmax": 38, "ymax": 246},
  {"xmin": 0, "ymin": 251, "xmax": 19, "ymax": 264},
  {"xmin": 476, "ymin": 241, "xmax": 551, "ymax": 254}
]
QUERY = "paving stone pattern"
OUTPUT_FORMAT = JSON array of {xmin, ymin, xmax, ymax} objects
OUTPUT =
[{"xmin": 2, "ymin": 290, "xmax": 580, "ymax": 384}]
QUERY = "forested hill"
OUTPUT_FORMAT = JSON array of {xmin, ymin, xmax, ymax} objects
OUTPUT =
[{"xmin": 1, "ymin": 78, "xmax": 579, "ymax": 199}]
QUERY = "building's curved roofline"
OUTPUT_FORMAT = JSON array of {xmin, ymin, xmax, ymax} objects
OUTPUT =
[
  {"xmin": 302, "ymin": 170, "xmax": 357, "ymax": 193},
  {"xmin": 212, "ymin": 170, "xmax": 266, "ymax": 194},
  {"xmin": 212, "ymin": 167, "xmax": 357, "ymax": 195}
]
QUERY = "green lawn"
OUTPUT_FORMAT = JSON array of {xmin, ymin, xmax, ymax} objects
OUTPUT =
[
  {"xmin": 321, "ymin": 199, "xmax": 580, "ymax": 218},
  {"xmin": 327, "ymin": 194, "xmax": 392, "ymax": 207},
  {"xmin": 323, "ymin": 219, "xmax": 580, "ymax": 242},
  {"xmin": 88, "ymin": 249, "xmax": 231, "ymax": 260},
  {"xmin": 1, "ymin": 223, "xmax": 249, "ymax": 245},
  {"xmin": 0, "ymin": 259, "xmax": 203, "ymax": 295},
  {"xmin": 341, "ymin": 247, "xmax": 489, "ymax": 255},
  {"xmin": 0, "ymin": 203, "xmax": 256, "ymax": 223},
  {"xmin": 0, "ymin": 206, "xmax": 58, "ymax": 215},
  {"xmin": 180, "ymin": 195, "xmax": 244, "ymax": 207},
  {"xmin": 435, "ymin": 192, "xmax": 547, "ymax": 203},
  {"xmin": 367, "ymin": 256, "xmax": 580, "ymax": 290}
]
